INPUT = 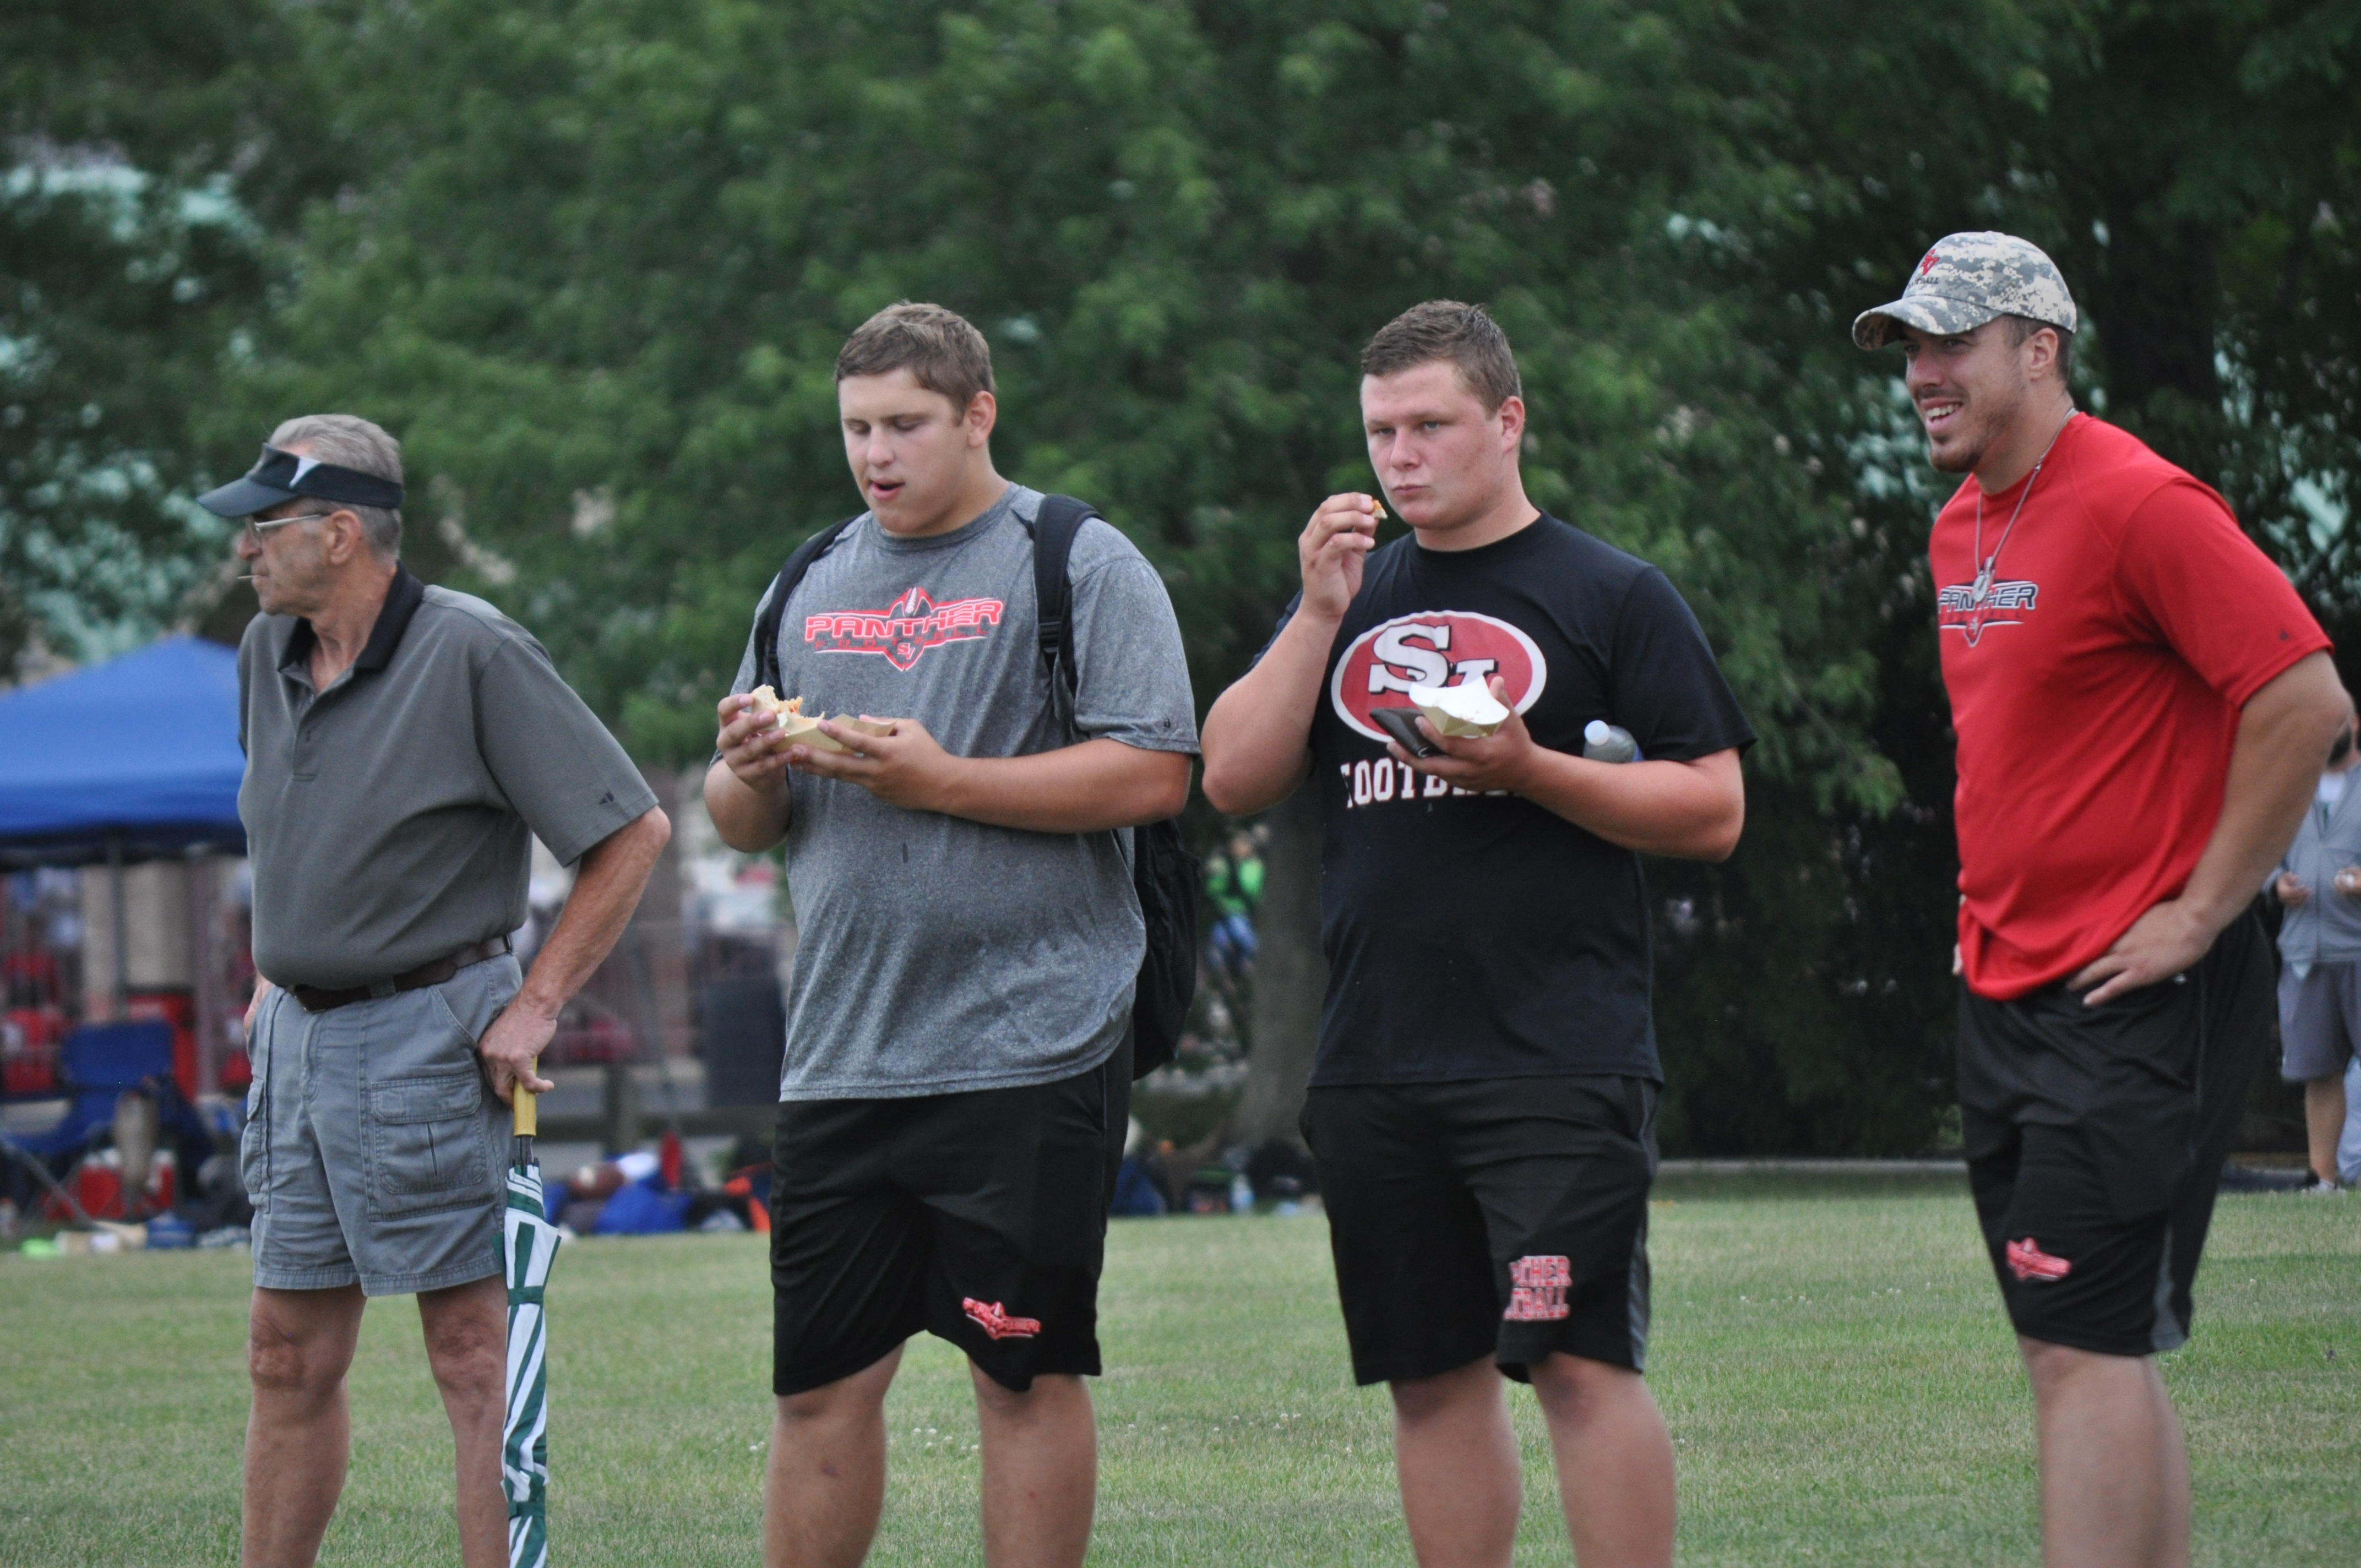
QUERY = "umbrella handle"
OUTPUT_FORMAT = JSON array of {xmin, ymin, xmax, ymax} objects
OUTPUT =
[{"xmin": 514, "ymin": 1072, "xmax": 537, "ymax": 1137}]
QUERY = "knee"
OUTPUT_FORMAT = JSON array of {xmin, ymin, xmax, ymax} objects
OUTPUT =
[
  {"xmin": 970, "ymin": 1370, "xmax": 1082, "ymax": 1430},
  {"xmin": 2019, "ymin": 1336, "xmax": 2140, "ymax": 1401},
  {"xmin": 1527, "ymin": 1352, "xmax": 1636, "ymax": 1419},
  {"xmin": 777, "ymin": 1380, "xmax": 883, "ymax": 1433},
  {"xmin": 1389, "ymin": 1359, "xmax": 1498, "ymax": 1427},
  {"xmin": 425, "ymin": 1313, "xmax": 505, "ymax": 1403},
  {"xmin": 248, "ymin": 1326, "xmax": 342, "ymax": 1404}
]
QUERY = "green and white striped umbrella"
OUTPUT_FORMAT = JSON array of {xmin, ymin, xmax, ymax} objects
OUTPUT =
[{"xmin": 503, "ymin": 1085, "xmax": 561, "ymax": 1568}]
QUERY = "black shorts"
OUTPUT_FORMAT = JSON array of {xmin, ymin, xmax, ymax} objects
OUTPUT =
[
  {"xmin": 770, "ymin": 1042, "xmax": 1129, "ymax": 1397},
  {"xmin": 1302, "ymin": 1075, "xmax": 1657, "ymax": 1387},
  {"xmin": 1959, "ymin": 912, "xmax": 2271, "ymax": 1358}
]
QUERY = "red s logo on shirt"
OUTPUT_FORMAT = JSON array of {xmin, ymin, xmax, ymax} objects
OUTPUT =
[{"xmin": 1329, "ymin": 611, "xmax": 1548, "ymax": 742}]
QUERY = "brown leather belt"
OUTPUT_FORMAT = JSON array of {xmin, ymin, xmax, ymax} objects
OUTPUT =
[{"xmin": 288, "ymin": 936, "xmax": 514, "ymax": 1014}]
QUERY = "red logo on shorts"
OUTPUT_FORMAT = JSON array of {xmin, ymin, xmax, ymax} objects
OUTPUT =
[
  {"xmin": 2005, "ymin": 1238, "xmax": 2072, "ymax": 1282},
  {"xmin": 1504, "ymin": 1255, "xmax": 1573, "ymax": 1322},
  {"xmin": 962, "ymin": 1298, "xmax": 1041, "ymax": 1340}
]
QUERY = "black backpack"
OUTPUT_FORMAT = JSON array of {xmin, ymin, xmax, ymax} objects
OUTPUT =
[{"xmin": 749, "ymin": 494, "xmax": 1199, "ymax": 1080}]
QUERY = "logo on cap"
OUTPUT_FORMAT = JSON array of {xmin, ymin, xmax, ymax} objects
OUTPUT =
[
  {"xmin": 1919, "ymin": 251, "xmax": 1940, "ymax": 277},
  {"xmin": 291, "ymin": 456, "xmax": 322, "ymax": 487}
]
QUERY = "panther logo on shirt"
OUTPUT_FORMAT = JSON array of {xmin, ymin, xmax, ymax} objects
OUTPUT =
[
  {"xmin": 806, "ymin": 586, "xmax": 1005, "ymax": 672},
  {"xmin": 1329, "ymin": 609, "xmax": 1548, "ymax": 743},
  {"xmin": 1937, "ymin": 578, "xmax": 2039, "ymax": 648}
]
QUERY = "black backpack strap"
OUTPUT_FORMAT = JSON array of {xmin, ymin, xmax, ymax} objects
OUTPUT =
[
  {"xmin": 752, "ymin": 515, "xmax": 860, "ymax": 694},
  {"xmin": 1030, "ymin": 493, "xmax": 1096, "ymax": 698}
]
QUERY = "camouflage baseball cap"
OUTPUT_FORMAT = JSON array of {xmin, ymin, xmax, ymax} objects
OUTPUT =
[{"xmin": 1852, "ymin": 232, "xmax": 2079, "ymax": 350}]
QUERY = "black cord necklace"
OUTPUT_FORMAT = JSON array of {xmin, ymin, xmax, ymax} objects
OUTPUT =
[{"xmin": 1968, "ymin": 412, "xmax": 2074, "ymax": 608}]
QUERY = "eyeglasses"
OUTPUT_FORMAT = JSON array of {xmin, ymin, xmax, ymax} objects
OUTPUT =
[{"xmin": 242, "ymin": 512, "xmax": 338, "ymax": 546}]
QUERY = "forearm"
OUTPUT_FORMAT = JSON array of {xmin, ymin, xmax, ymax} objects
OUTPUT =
[
  {"xmin": 704, "ymin": 758, "xmax": 791, "ymax": 852},
  {"xmin": 514, "ymin": 808, "xmax": 671, "ymax": 1017},
  {"xmin": 933, "ymin": 739, "xmax": 1191, "ymax": 833},
  {"xmin": 2178, "ymin": 654, "xmax": 2347, "ymax": 932},
  {"xmin": 1201, "ymin": 611, "xmax": 1339, "ymax": 814},
  {"xmin": 1508, "ymin": 748, "xmax": 1745, "ymax": 860}
]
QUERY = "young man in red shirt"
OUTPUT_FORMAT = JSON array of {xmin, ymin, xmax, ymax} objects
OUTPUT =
[
  {"xmin": 1204, "ymin": 302, "xmax": 1751, "ymax": 1568},
  {"xmin": 1857, "ymin": 233, "xmax": 2347, "ymax": 1568}
]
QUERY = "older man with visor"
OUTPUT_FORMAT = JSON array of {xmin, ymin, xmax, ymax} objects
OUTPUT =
[{"xmin": 204, "ymin": 414, "xmax": 671, "ymax": 1568}]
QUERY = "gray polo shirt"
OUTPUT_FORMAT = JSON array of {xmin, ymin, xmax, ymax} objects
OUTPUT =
[
  {"xmin": 238, "ymin": 567, "xmax": 656, "ymax": 990},
  {"xmin": 2277, "ymin": 771, "xmax": 2361, "ymax": 972}
]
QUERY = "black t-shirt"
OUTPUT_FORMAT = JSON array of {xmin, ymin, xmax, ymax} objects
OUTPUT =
[{"xmin": 1259, "ymin": 514, "xmax": 1754, "ymax": 1086}]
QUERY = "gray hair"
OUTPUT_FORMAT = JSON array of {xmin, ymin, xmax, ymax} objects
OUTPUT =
[{"xmin": 268, "ymin": 412, "xmax": 404, "ymax": 558}]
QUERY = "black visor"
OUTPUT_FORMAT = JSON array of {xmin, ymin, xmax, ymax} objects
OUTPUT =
[{"xmin": 197, "ymin": 444, "xmax": 405, "ymax": 518}]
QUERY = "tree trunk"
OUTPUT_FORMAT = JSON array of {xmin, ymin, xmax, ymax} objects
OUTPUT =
[{"xmin": 1227, "ymin": 783, "xmax": 1328, "ymax": 1147}]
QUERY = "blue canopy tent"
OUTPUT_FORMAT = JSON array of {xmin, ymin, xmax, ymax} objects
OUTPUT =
[
  {"xmin": 0, "ymin": 637, "xmax": 246, "ymax": 1064},
  {"xmin": 0, "ymin": 635, "xmax": 246, "ymax": 871}
]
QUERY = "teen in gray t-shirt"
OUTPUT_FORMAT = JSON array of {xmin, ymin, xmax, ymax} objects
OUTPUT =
[{"xmin": 729, "ymin": 483, "xmax": 1198, "ymax": 1099}]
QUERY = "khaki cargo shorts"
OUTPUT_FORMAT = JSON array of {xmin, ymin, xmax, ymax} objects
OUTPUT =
[{"xmin": 242, "ymin": 953, "xmax": 521, "ymax": 1296}]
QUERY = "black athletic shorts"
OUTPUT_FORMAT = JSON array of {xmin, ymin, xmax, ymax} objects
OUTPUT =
[
  {"xmin": 1302, "ymin": 1075, "xmax": 1657, "ymax": 1387},
  {"xmin": 770, "ymin": 1040, "xmax": 1129, "ymax": 1397},
  {"xmin": 1959, "ymin": 912, "xmax": 2270, "ymax": 1358}
]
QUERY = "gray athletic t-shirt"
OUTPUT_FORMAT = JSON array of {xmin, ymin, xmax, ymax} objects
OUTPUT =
[{"xmin": 728, "ymin": 484, "xmax": 1198, "ymax": 1099}]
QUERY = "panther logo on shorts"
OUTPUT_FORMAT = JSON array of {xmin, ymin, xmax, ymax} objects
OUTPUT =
[
  {"xmin": 1504, "ymin": 1255, "xmax": 1573, "ymax": 1322},
  {"xmin": 2005, "ymin": 1238, "xmax": 2072, "ymax": 1282},
  {"xmin": 962, "ymin": 1298, "xmax": 1042, "ymax": 1340}
]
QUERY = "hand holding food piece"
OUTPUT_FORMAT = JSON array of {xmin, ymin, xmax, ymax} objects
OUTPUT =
[
  {"xmin": 1408, "ymin": 679, "xmax": 1511, "ymax": 739},
  {"xmin": 1298, "ymin": 494, "xmax": 1386, "ymax": 622},
  {"xmin": 2336, "ymin": 866, "xmax": 2361, "ymax": 898},
  {"xmin": 747, "ymin": 687, "xmax": 851, "ymax": 754}
]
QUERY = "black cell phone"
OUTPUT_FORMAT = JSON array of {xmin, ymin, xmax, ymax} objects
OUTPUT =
[{"xmin": 1370, "ymin": 706, "xmax": 1440, "ymax": 758}]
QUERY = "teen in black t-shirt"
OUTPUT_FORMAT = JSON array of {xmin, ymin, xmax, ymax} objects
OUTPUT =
[
  {"xmin": 1275, "ymin": 515, "xmax": 1753, "ymax": 1087},
  {"xmin": 1203, "ymin": 302, "xmax": 1749, "ymax": 1568}
]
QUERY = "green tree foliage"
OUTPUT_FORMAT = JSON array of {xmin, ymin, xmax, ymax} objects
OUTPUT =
[
  {"xmin": 0, "ymin": 1, "xmax": 341, "ymax": 666},
  {"xmin": 10, "ymin": 1, "xmax": 2357, "ymax": 1149}
]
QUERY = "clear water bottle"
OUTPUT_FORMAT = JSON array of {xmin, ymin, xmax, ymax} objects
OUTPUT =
[
  {"xmin": 1230, "ymin": 1172, "xmax": 1254, "ymax": 1215},
  {"xmin": 1583, "ymin": 720, "xmax": 1639, "ymax": 763}
]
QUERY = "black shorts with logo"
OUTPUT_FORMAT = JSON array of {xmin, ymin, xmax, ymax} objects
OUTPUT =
[
  {"xmin": 1302, "ymin": 1075, "xmax": 1657, "ymax": 1386},
  {"xmin": 1959, "ymin": 912, "xmax": 2270, "ymax": 1358},
  {"xmin": 770, "ymin": 1040, "xmax": 1129, "ymax": 1397}
]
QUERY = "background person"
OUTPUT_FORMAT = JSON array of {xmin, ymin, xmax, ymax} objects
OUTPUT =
[
  {"xmin": 205, "ymin": 414, "xmax": 670, "ymax": 1568},
  {"xmin": 1200, "ymin": 301, "xmax": 1751, "ymax": 1568},
  {"xmin": 2270, "ymin": 703, "xmax": 2361, "ymax": 1192},
  {"xmin": 1856, "ymin": 232, "xmax": 2346, "ymax": 1568},
  {"xmin": 703, "ymin": 303, "xmax": 1196, "ymax": 1568}
]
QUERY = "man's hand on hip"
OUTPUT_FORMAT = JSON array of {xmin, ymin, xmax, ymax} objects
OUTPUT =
[
  {"xmin": 2068, "ymin": 899, "xmax": 2216, "ymax": 1006},
  {"xmin": 476, "ymin": 1000, "xmax": 558, "ymax": 1104}
]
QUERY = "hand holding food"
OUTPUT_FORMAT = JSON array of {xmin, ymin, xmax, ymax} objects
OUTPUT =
[
  {"xmin": 1408, "ymin": 679, "xmax": 1511, "ymax": 739},
  {"xmin": 1299, "ymin": 494, "xmax": 1386, "ymax": 622},
  {"xmin": 747, "ymin": 687, "xmax": 851, "ymax": 754}
]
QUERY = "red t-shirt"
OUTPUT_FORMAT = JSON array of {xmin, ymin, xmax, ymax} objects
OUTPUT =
[{"xmin": 1933, "ymin": 413, "xmax": 2329, "ymax": 999}]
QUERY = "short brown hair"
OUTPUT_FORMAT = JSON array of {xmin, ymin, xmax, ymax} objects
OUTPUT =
[
  {"xmin": 2004, "ymin": 314, "xmax": 2076, "ymax": 387},
  {"xmin": 1360, "ymin": 301, "xmax": 1522, "ymax": 411},
  {"xmin": 835, "ymin": 302, "xmax": 995, "ymax": 412}
]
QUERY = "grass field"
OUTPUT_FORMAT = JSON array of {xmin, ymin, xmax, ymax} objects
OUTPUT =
[{"xmin": 3, "ymin": 1175, "xmax": 2355, "ymax": 1565}]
